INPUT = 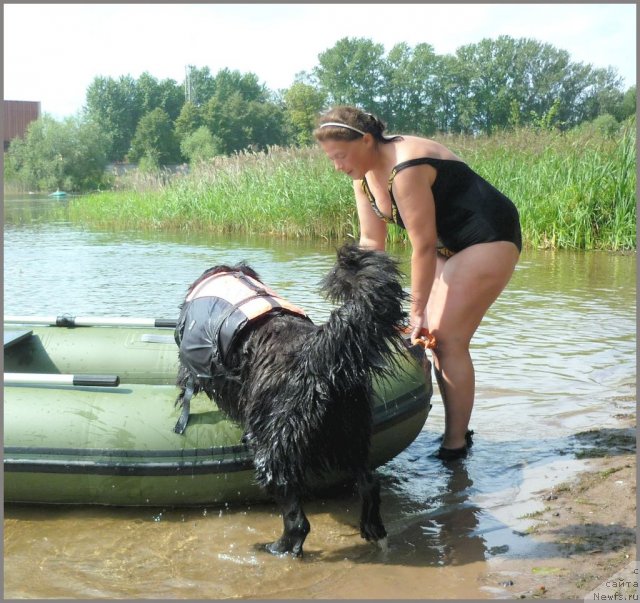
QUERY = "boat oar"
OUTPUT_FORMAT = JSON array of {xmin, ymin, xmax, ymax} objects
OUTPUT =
[
  {"xmin": 5, "ymin": 373, "xmax": 120, "ymax": 387},
  {"xmin": 4, "ymin": 315, "xmax": 177, "ymax": 328}
]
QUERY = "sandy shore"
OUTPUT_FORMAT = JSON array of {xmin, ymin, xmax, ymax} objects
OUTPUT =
[{"xmin": 480, "ymin": 414, "xmax": 636, "ymax": 600}]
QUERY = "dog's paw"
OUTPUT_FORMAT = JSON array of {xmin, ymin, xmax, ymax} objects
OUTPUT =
[
  {"xmin": 360, "ymin": 521, "xmax": 387, "ymax": 543},
  {"xmin": 376, "ymin": 536, "xmax": 389, "ymax": 553},
  {"xmin": 265, "ymin": 539, "xmax": 304, "ymax": 558}
]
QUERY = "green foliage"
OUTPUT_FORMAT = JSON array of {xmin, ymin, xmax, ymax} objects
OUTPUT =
[
  {"xmin": 4, "ymin": 114, "xmax": 110, "ymax": 192},
  {"xmin": 314, "ymin": 37, "xmax": 387, "ymax": 114},
  {"xmin": 200, "ymin": 70, "xmax": 288, "ymax": 154},
  {"xmin": 380, "ymin": 42, "xmax": 441, "ymax": 134},
  {"xmin": 174, "ymin": 101, "xmax": 202, "ymax": 141},
  {"xmin": 85, "ymin": 72, "xmax": 183, "ymax": 161},
  {"xmin": 68, "ymin": 147, "xmax": 359, "ymax": 239},
  {"xmin": 530, "ymin": 99, "xmax": 563, "ymax": 131},
  {"xmin": 85, "ymin": 75, "xmax": 143, "ymax": 161},
  {"xmin": 183, "ymin": 65, "xmax": 217, "ymax": 106},
  {"xmin": 449, "ymin": 36, "xmax": 622, "ymax": 133},
  {"xmin": 136, "ymin": 71, "xmax": 184, "ymax": 121},
  {"xmin": 311, "ymin": 35, "xmax": 628, "ymax": 135},
  {"xmin": 67, "ymin": 126, "xmax": 635, "ymax": 251},
  {"xmin": 138, "ymin": 154, "xmax": 161, "ymax": 174},
  {"xmin": 128, "ymin": 108, "xmax": 180, "ymax": 164},
  {"xmin": 11, "ymin": 34, "xmax": 633, "ymax": 197},
  {"xmin": 283, "ymin": 82, "xmax": 327, "ymax": 146},
  {"xmin": 180, "ymin": 126, "xmax": 220, "ymax": 163},
  {"xmin": 619, "ymin": 85, "xmax": 636, "ymax": 120},
  {"xmin": 210, "ymin": 68, "xmax": 266, "ymax": 103},
  {"xmin": 576, "ymin": 114, "xmax": 622, "ymax": 138},
  {"xmin": 78, "ymin": 36, "xmax": 631, "ymax": 168}
]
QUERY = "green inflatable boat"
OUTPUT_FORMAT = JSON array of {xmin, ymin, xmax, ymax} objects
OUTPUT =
[{"xmin": 4, "ymin": 315, "xmax": 432, "ymax": 507}]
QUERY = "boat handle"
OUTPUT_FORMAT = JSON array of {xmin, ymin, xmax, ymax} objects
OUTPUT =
[
  {"xmin": 4, "ymin": 315, "xmax": 177, "ymax": 328},
  {"xmin": 4, "ymin": 373, "xmax": 120, "ymax": 387}
]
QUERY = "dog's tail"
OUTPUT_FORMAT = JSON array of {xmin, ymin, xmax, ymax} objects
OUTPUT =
[{"xmin": 314, "ymin": 243, "xmax": 409, "ymax": 385}]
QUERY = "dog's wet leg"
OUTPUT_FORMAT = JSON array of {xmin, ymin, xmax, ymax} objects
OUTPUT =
[
  {"xmin": 357, "ymin": 471, "xmax": 387, "ymax": 542},
  {"xmin": 266, "ymin": 488, "xmax": 310, "ymax": 558}
]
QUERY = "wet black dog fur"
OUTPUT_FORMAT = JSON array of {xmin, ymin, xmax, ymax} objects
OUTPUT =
[{"xmin": 175, "ymin": 243, "xmax": 408, "ymax": 557}]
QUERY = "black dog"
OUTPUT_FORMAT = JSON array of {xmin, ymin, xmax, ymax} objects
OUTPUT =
[{"xmin": 174, "ymin": 243, "xmax": 408, "ymax": 557}]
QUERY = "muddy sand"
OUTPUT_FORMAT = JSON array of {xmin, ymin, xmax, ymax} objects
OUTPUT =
[{"xmin": 481, "ymin": 414, "xmax": 636, "ymax": 600}]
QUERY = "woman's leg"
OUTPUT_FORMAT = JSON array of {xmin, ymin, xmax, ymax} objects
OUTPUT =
[{"xmin": 426, "ymin": 241, "xmax": 520, "ymax": 451}]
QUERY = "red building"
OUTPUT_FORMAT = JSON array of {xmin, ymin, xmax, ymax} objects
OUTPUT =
[{"xmin": 3, "ymin": 100, "xmax": 41, "ymax": 150}]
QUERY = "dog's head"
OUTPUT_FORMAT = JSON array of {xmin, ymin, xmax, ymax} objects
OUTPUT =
[
  {"xmin": 185, "ymin": 262, "xmax": 263, "ymax": 298},
  {"xmin": 320, "ymin": 243, "xmax": 406, "ymax": 303}
]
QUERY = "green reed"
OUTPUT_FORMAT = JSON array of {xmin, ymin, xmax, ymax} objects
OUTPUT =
[
  {"xmin": 66, "ymin": 122, "xmax": 636, "ymax": 250},
  {"xmin": 456, "ymin": 121, "xmax": 637, "ymax": 251},
  {"xmin": 69, "ymin": 148, "xmax": 360, "ymax": 240}
]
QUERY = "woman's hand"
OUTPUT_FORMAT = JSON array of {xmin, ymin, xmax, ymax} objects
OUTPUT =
[
  {"xmin": 409, "ymin": 310, "xmax": 437, "ymax": 349},
  {"xmin": 410, "ymin": 309, "xmax": 425, "ymax": 341}
]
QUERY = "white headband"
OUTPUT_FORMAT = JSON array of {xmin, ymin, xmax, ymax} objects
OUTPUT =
[{"xmin": 319, "ymin": 122, "xmax": 367, "ymax": 136}]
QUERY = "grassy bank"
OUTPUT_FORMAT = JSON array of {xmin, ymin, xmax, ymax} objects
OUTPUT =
[{"xmin": 66, "ymin": 123, "xmax": 636, "ymax": 250}]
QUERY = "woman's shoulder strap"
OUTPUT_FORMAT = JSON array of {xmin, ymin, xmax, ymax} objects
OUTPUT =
[{"xmin": 391, "ymin": 157, "xmax": 440, "ymax": 177}]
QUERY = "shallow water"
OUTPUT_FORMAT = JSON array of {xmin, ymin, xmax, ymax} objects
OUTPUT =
[{"xmin": 3, "ymin": 196, "xmax": 636, "ymax": 599}]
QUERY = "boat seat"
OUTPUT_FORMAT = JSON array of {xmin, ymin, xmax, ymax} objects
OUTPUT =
[{"xmin": 4, "ymin": 329, "xmax": 33, "ymax": 349}]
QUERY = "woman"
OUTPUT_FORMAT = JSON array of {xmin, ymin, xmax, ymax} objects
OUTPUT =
[{"xmin": 314, "ymin": 106, "xmax": 521, "ymax": 460}]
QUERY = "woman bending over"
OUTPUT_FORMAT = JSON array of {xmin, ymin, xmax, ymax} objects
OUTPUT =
[{"xmin": 315, "ymin": 106, "xmax": 521, "ymax": 460}]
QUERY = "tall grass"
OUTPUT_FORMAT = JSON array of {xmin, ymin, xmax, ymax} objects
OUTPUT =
[
  {"xmin": 455, "ymin": 120, "xmax": 637, "ymax": 250},
  {"xmin": 68, "ymin": 148, "xmax": 360, "ymax": 240},
  {"xmin": 66, "ymin": 122, "xmax": 636, "ymax": 250}
]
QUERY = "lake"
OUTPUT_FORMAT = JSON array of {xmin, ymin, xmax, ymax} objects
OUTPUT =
[{"xmin": 3, "ymin": 195, "xmax": 636, "ymax": 598}]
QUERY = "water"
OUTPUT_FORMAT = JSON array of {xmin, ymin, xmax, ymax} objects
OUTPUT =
[{"xmin": 3, "ymin": 196, "xmax": 636, "ymax": 598}]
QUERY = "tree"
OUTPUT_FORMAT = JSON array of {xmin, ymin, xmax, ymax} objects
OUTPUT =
[
  {"xmin": 430, "ymin": 53, "xmax": 475, "ymax": 133},
  {"xmin": 201, "ymin": 69, "xmax": 289, "ymax": 154},
  {"xmin": 180, "ymin": 125, "xmax": 220, "ymax": 163},
  {"xmin": 174, "ymin": 101, "xmax": 203, "ymax": 143},
  {"xmin": 137, "ymin": 71, "xmax": 184, "ymax": 121},
  {"xmin": 246, "ymin": 100, "xmax": 289, "ymax": 149},
  {"xmin": 5, "ymin": 114, "xmax": 110, "ymax": 191},
  {"xmin": 451, "ymin": 36, "xmax": 626, "ymax": 133},
  {"xmin": 619, "ymin": 86, "xmax": 637, "ymax": 121},
  {"xmin": 381, "ymin": 42, "xmax": 441, "ymax": 134},
  {"xmin": 201, "ymin": 92, "xmax": 250, "ymax": 155},
  {"xmin": 183, "ymin": 65, "xmax": 217, "ymax": 106},
  {"xmin": 63, "ymin": 115, "xmax": 112, "ymax": 189},
  {"xmin": 211, "ymin": 68, "xmax": 267, "ymax": 103},
  {"xmin": 283, "ymin": 82, "xmax": 327, "ymax": 146},
  {"xmin": 128, "ymin": 108, "xmax": 180, "ymax": 165},
  {"xmin": 85, "ymin": 73, "xmax": 185, "ymax": 162},
  {"xmin": 85, "ymin": 75, "xmax": 141, "ymax": 161},
  {"xmin": 313, "ymin": 37, "xmax": 387, "ymax": 114}
]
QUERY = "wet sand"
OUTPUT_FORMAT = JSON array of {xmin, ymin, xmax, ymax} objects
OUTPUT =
[{"xmin": 480, "ymin": 414, "xmax": 637, "ymax": 600}]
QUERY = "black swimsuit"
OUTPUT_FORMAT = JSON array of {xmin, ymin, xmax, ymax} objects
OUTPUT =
[{"xmin": 361, "ymin": 157, "xmax": 522, "ymax": 255}]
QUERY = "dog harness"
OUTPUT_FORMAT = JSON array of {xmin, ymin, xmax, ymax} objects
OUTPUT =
[{"xmin": 173, "ymin": 270, "xmax": 310, "ymax": 433}]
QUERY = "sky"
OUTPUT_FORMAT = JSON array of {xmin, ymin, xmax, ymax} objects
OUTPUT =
[{"xmin": 3, "ymin": 3, "xmax": 637, "ymax": 120}]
